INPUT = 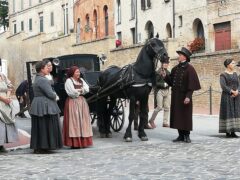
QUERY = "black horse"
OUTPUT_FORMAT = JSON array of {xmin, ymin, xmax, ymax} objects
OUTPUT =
[{"xmin": 95, "ymin": 38, "xmax": 169, "ymax": 142}]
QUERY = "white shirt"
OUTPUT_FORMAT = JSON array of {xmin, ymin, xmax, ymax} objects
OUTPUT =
[{"xmin": 64, "ymin": 78, "xmax": 89, "ymax": 98}]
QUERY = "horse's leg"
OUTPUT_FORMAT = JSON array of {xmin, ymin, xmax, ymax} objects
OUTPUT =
[
  {"xmin": 138, "ymin": 88, "xmax": 151, "ymax": 141},
  {"xmin": 105, "ymin": 97, "xmax": 116, "ymax": 138},
  {"xmin": 124, "ymin": 97, "xmax": 135, "ymax": 142},
  {"xmin": 97, "ymin": 97, "xmax": 108, "ymax": 138}
]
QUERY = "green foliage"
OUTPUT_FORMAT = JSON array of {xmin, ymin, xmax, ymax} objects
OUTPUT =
[{"xmin": 0, "ymin": 0, "xmax": 9, "ymax": 31}]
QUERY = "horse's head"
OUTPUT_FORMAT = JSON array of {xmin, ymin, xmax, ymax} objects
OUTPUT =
[{"xmin": 145, "ymin": 38, "xmax": 169, "ymax": 64}]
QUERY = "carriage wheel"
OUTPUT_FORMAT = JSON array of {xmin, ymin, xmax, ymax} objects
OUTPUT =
[{"xmin": 110, "ymin": 99, "xmax": 125, "ymax": 132}]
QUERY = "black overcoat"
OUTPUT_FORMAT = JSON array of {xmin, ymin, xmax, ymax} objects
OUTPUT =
[{"xmin": 164, "ymin": 61, "xmax": 201, "ymax": 131}]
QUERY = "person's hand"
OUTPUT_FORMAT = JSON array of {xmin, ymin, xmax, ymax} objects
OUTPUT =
[
  {"xmin": 78, "ymin": 89, "xmax": 83, "ymax": 94},
  {"xmin": 231, "ymin": 90, "xmax": 239, "ymax": 97},
  {"xmin": 233, "ymin": 91, "xmax": 238, "ymax": 97},
  {"xmin": 184, "ymin": 97, "xmax": 190, "ymax": 104},
  {"xmin": 3, "ymin": 97, "xmax": 11, "ymax": 104}
]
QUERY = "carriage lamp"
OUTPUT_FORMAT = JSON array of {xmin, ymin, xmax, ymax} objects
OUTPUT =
[
  {"xmin": 98, "ymin": 53, "xmax": 107, "ymax": 65},
  {"xmin": 52, "ymin": 58, "xmax": 60, "ymax": 66}
]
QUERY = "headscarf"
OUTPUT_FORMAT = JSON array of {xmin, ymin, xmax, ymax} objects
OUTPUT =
[{"xmin": 67, "ymin": 66, "xmax": 80, "ymax": 78}]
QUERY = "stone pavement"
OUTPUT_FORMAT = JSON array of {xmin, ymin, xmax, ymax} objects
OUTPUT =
[{"xmin": 1, "ymin": 111, "xmax": 240, "ymax": 179}]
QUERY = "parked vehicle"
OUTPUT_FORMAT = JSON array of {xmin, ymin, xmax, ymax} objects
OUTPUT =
[{"xmin": 25, "ymin": 54, "xmax": 125, "ymax": 132}]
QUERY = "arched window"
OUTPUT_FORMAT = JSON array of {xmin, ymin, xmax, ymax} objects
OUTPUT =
[
  {"xmin": 191, "ymin": 18, "xmax": 205, "ymax": 52},
  {"xmin": 117, "ymin": 0, "xmax": 121, "ymax": 24},
  {"xmin": 166, "ymin": 23, "xmax": 172, "ymax": 38},
  {"xmin": 104, "ymin": 5, "xmax": 109, "ymax": 36},
  {"xmin": 145, "ymin": 21, "xmax": 154, "ymax": 39},
  {"xmin": 193, "ymin": 18, "xmax": 204, "ymax": 38},
  {"xmin": 93, "ymin": 10, "xmax": 98, "ymax": 38}
]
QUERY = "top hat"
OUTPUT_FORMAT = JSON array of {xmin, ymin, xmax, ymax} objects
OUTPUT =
[{"xmin": 176, "ymin": 47, "xmax": 192, "ymax": 62}]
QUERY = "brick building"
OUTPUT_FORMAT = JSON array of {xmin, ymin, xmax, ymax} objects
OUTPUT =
[{"xmin": 73, "ymin": 0, "xmax": 114, "ymax": 43}]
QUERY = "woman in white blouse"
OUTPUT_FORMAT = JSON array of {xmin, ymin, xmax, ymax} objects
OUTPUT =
[{"xmin": 63, "ymin": 66, "xmax": 93, "ymax": 148}]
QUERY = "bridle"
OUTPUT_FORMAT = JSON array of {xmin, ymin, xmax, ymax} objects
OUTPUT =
[{"xmin": 146, "ymin": 39, "xmax": 165, "ymax": 71}]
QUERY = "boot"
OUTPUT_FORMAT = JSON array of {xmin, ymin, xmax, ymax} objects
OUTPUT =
[
  {"xmin": 226, "ymin": 132, "xmax": 231, "ymax": 138},
  {"xmin": 172, "ymin": 135, "xmax": 184, "ymax": 142},
  {"xmin": 20, "ymin": 114, "xmax": 27, "ymax": 118},
  {"xmin": 149, "ymin": 111, "xmax": 158, "ymax": 128},
  {"xmin": 184, "ymin": 135, "xmax": 191, "ymax": 143},
  {"xmin": 0, "ymin": 146, "xmax": 7, "ymax": 153},
  {"xmin": 231, "ymin": 132, "xmax": 239, "ymax": 138}
]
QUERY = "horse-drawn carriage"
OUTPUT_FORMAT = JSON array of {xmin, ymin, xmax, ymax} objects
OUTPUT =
[
  {"xmin": 25, "ymin": 38, "xmax": 169, "ymax": 142},
  {"xmin": 26, "ymin": 54, "xmax": 125, "ymax": 132}
]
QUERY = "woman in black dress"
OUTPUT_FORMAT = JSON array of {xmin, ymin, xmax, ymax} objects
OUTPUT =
[
  {"xmin": 219, "ymin": 59, "xmax": 240, "ymax": 138},
  {"xmin": 30, "ymin": 61, "xmax": 62, "ymax": 153}
]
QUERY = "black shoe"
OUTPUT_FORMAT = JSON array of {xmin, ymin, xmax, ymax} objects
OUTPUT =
[
  {"xmin": 100, "ymin": 133, "xmax": 106, "ymax": 138},
  {"xmin": 0, "ymin": 146, "xmax": 7, "ymax": 153},
  {"xmin": 226, "ymin": 133, "xmax": 231, "ymax": 138},
  {"xmin": 231, "ymin": 132, "xmax": 239, "ymax": 138},
  {"xmin": 19, "ymin": 114, "xmax": 27, "ymax": 118},
  {"xmin": 172, "ymin": 136, "xmax": 184, "ymax": 142},
  {"xmin": 184, "ymin": 135, "xmax": 191, "ymax": 143},
  {"xmin": 106, "ymin": 133, "xmax": 112, "ymax": 138}
]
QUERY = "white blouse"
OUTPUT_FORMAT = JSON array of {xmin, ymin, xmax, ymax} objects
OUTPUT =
[{"xmin": 64, "ymin": 78, "xmax": 89, "ymax": 98}]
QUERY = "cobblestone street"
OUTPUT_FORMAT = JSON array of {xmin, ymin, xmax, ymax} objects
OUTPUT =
[{"xmin": 1, "ymin": 113, "xmax": 240, "ymax": 179}]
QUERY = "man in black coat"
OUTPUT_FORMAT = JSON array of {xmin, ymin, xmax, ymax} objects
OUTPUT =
[
  {"xmin": 163, "ymin": 47, "xmax": 201, "ymax": 143},
  {"xmin": 16, "ymin": 80, "xmax": 28, "ymax": 118}
]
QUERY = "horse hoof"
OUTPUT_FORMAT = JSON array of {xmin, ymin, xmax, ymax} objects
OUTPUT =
[
  {"xmin": 124, "ymin": 137, "xmax": 132, "ymax": 142},
  {"xmin": 100, "ymin": 133, "xmax": 106, "ymax": 138},
  {"xmin": 106, "ymin": 133, "xmax": 112, "ymax": 138},
  {"xmin": 140, "ymin": 136, "xmax": 148, "ymax": 141}
]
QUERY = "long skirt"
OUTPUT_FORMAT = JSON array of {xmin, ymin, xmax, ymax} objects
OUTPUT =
[
  {"xmin": 63, "ymin": 96, "xmax": 93, "ymax": 148},
  {"xmin": 0, "ymin": 121, "xmax": 18, "ymax": 145},
  {"xmin": 219, "ymin": 93, "xmax": 240, "ymax": 133},
  {"xmin": 30, "ymin": 114, "xmax": 63, "ymax": 150}
]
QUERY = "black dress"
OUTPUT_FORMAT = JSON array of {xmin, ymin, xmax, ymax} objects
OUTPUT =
[
  {"xmin": 30, "ymin": 74, "xmax": 62, "ymax": 150},
  {"xmin": 219, "ymin": 72, "xmax": 240, "ymax": 133}
]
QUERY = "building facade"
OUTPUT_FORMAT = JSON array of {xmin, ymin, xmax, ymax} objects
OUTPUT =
[
  {"xmin": 114, "ymin": 0, "xmax": 207, "ymax": 55},
  {"xmin": 114, "ymin": 0, "xmax": 240, "ymax": 56},
  {"xmin": 73, "ymin": 0, "xmax": 114, "ymax": 43},
  {"xmin": 8, "ymin": 0, "xmax": 76, "ymax": 40}
]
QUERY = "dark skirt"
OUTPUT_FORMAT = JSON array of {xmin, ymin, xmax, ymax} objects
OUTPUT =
[
  {"xmin": 219, "ymin": 92, "xmax": 240, "ymax": 133},
  {"xmin": 30, "ymin": 114, "xmax": 63, "ymax": 150}
]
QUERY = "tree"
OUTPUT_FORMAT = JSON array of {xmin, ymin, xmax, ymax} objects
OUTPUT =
[{"xmin": 0, "ymin": 0, "xmax": 9, "ymax": 31}]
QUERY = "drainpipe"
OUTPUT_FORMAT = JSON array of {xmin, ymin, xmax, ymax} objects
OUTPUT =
[
  {"xmin": 135, "ymin": 0, "xmax": 138, "ymax": 43},
  {"xmin": 64, "ymin": 0, "xmax": 67, "ymax": 35},
  {"xmin": 172, "ymin": 0, "xmax": 175, "ymax": 38}
]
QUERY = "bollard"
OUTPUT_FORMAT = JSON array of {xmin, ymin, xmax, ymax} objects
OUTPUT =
[{"xmin": 209, "ymin": 86, "xmax": 212, "ymax": 115}]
